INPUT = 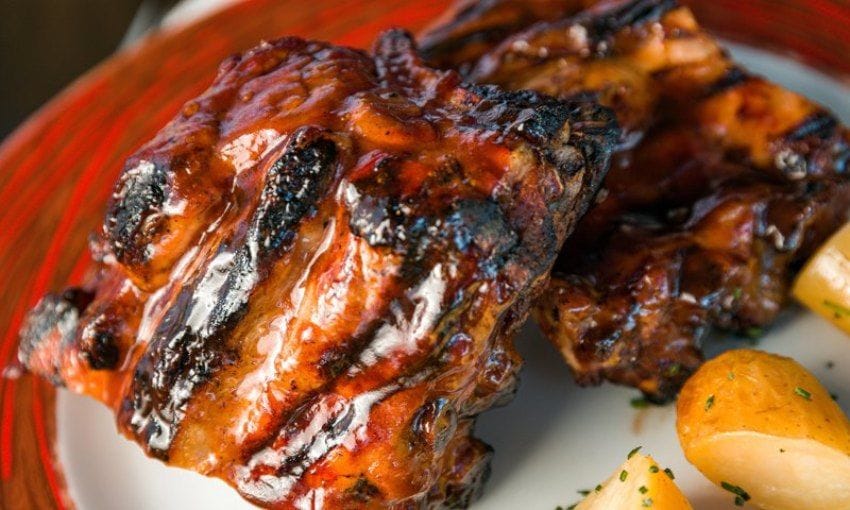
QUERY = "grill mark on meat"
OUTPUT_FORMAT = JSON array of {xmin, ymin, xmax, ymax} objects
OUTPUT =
[
  {"xmin": 785, "ymin": 111, "xmax": 839, "ymax": 142},
  {"xmin": 235, "ymin": 386, "xmax": 399, "ymax": 505},
  {"xmin": 703, "ymin": 66, "xmax": 751, "ymax": 97},
  {"xmin": 419, "ymin": 0, "xmax": 591, "ymax": 73},
  {"xmin": 420, "ymin": 0, "xmax": 850, "ymax": 401},
  {"xmin": 235, "ymin": 353, "xmax": 451, "ymax": 506},
  {"xmin": 106, "ymin": 160, "xmax": 168, "ymax": 265},
  {"xmin": 18, "ymin": 29, "xmax": 618, "ymax": 508},
  {"xmin": 233, "ymin": 246, "xmax": 502, "ymax": 502},
  {"xmin": 254, "ymin": 129, "xmax": 339, "ymax": 252},
  {"xmin": 539, "ymin": 179, "xmax": 850, "ymax": 400},
  {"xmin": 465, "ymin": 0, "xmax": 682, "ymax": 148},
  {"xmin": 775, "ymin": 111, "xmax": 850, "ymax": 179},
  {"xmin": 346, "ymin": 191, "xmax": 518, "ymax": 268},
  {"xmin": 581, "ymin": 0, "xmax": 678, "ymax": 42},
  {"xmin": 121, "ymin": 130, "xmax": 339, "ymax": 458},
  {"xmin": 469, "ymin": 86, "xmax": 576, "ymax": 144}
]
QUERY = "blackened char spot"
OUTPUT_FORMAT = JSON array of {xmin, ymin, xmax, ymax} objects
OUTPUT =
[
  {"xmin": 121, "ymin": 128, "xmax": 339, "ymax": 458},
  {"xmin": 253, "ymin": 127, "xmax": 338, "ymax": 252},
  {"xmin": 421, "ymin": 0, "xmax": 562, "ymax": 74},
  {"xmin": 785, "ymin": 111, "xmax": 838, "ymax": 141},
  {"xmin": 348, "ymin": 477, "xmax": 381, "ymax": 502},
  {"xmin": 79, "ymin": 330, "xmax": 120, "ymax": 370},
  {"xmin": 18, "ymin": 288, "xmax": 94, "ymax": 380},
  {"xmin": 443, "ymin": 201, "xmax": 519, "ymax": 277},
  {"xmin": 583, "ymin": 0, "xmax": 679, "ymax": 42},
  {"xmin": 467, "ymin": 86, "xmax": 571, "ymax": 145},
  {"xmin": 105, "ymin": 160, "xmax": 167, "ymax": 264},
  {"xmin": 466, "ymin": 86, "xmax": 617, "ymax": 183},
  {"xmin": 562, "ymin": 101, "xmax": 619, "ymax": 183},
  {"xmin": 346, "ymin": 190, "xmax": 518, "ymax": 278},
  {"xmin": 317, "ymin": 337, "xmax": 370, "ymax": 380},
  {"xmin": 704, "ymin": 66, "xmax": 750, "ymax": 97}
]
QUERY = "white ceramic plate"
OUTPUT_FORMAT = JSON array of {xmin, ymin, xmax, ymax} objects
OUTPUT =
[{"xmin": 55, "ymin": 6, "xmax": 850, "ymax": 508}]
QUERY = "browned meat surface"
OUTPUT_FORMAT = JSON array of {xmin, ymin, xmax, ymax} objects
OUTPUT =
[
  {"xmin": 18, "ymin": 30, "xmax": 617, "ymax": 508},
  {"xmin": 423, "ymin": 0, "xmax": 850, "ymax": 400},
  {"xmin": 537, "ymin": 179, "xmax": 850, "ymax": 398},
  {"xmin": 420, "ymin": 0, "xmax": 596, "ymax": 74}
]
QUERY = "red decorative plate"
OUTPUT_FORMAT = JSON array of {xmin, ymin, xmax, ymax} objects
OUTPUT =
[{"xmin": 2, "ymin": 1, "xmax": 850, "ymax": 508}]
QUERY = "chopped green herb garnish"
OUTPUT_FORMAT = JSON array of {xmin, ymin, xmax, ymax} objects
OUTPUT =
[
  {"xmin": 744, "ymin": 327, "xmax": 763, "ymax": 341},
  {"xmin": 663, "ymin": 468, "xmax": 675, "ymax": 480},
  {"xmin": 577, "ymin": 489, "xmax": 590, "ymax": 496},
  {"xmin": 639, "ymin": 486, "xmax": 648, "ymax": 494},
  {"xmin": 795, "ymin": 387, "xmax": 812, "ymax": 401},
  {"xmin": 779, "ymin": 448, "xmax": 786, "ymax": 453},
  {"xmin": 628, "ymin": 446, "xmax": 643, "ymax": 459},
  {"xmin": 733, "ymin": 287, "xmax": 743, "ymax": 300},
  {"xmin": 721, "ymin": 481, "xmax": 751, "ymax": 506},
  {"xmin": 620, "ymin": 470, "xmax": 628, "ymax": 482},
  {"xmin": 595, "ymin": 484, "xmax": 602, "ymax": 493},
  {"xmin": 642, "ymin": 497, "xmax": 653, "ymax": 507},
  {"xmin": 705, "ymin": 394, "xmax": 715, "ymax": 411},
  {"xmin": 665, "ymin": 364, "xmax": 681, "ymax": 377},
  {"xmin": 649, "ymin": 465, "xmax": 660, "ymax": 474},
  {"xmin": 631, "ymin": 397, "xmax": 651, "ymax": 409},
  {"xmin": 827, "ymin": 361, "xmax": 836, "ymax": 369},
  {"xmin": 727, "ymin": 371, "xmax": 735, "ymax": 380},
  {"xmin": 832, "ymin": 393, "xmax": 839, "ymax": 401},
  {"xmin": 824, "ymin": 300, "xmax": 850, "ymax": 318}
]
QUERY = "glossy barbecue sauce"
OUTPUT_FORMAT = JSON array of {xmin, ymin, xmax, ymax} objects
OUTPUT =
[
  {"xmin": 422, "ymin": 0, "xmax": 850, "ymax": 402},
  {"xmin": 18, "ymin": 30, "xmax": 617, "ymax": 508}
]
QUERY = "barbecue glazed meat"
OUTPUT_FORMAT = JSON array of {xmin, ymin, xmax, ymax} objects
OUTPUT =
[
  {"xmin": 537, "ymin": 178, "xmax": 850, "ymax": 398},
  {"xmin": 423, "ymin": 0, "xmax": 850, "ymax": 400},
  {"xmin": 18, "ymin": 30, "xmax": 617, "ymax": 508},
  {"xmin": 420, "ymin": 0, "xmax": 596, "ymax": 74}
]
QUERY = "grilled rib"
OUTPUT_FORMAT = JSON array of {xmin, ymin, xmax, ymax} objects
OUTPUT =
[
  {"xmin": 537, "ymin": 178, "xmax": 850, "ymax": 398},
  {"xmin": 423, "ymin": 0, "xmax": 850, "ymax": 400},
  {"xmin": 420, "ymin": 0, "xmax": 596, "ymax": 74},
  {"xmin": 18, "ymin": 30, "xmax": 617, "ymax": 507}
]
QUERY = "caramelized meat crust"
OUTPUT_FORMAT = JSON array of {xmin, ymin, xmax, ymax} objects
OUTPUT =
[
  {"xmin": 537, "ymin": 179, "xmax": 850, "ymax": 398},
  {"xmin": 18, "ymin": 30, "xmax": 617, "ymax": 508},
  {"xmin": 420, "ymin": 0, "xmax": 597, "ymax": 74},
  {"xmin": 423, "ymin": 0, "xmax": 850, "ymax": 400}
]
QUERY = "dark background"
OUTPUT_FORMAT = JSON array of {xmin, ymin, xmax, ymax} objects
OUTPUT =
[{"xmin": 0, "ymin": 0, "xmax": 179, "ymax": 137}]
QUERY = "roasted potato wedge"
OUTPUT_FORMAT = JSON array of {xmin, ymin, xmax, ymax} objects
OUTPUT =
[
  {"xmin": 677, "ymin": 349, "xmax": 850, "ymax": 509},
  {"xmin": 793, "ymin": 222, "xmax": 850, "ymax": 335},
  {"xmin": 574, "ymin": 453, "xmax": 692, "ymax": 510}
]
